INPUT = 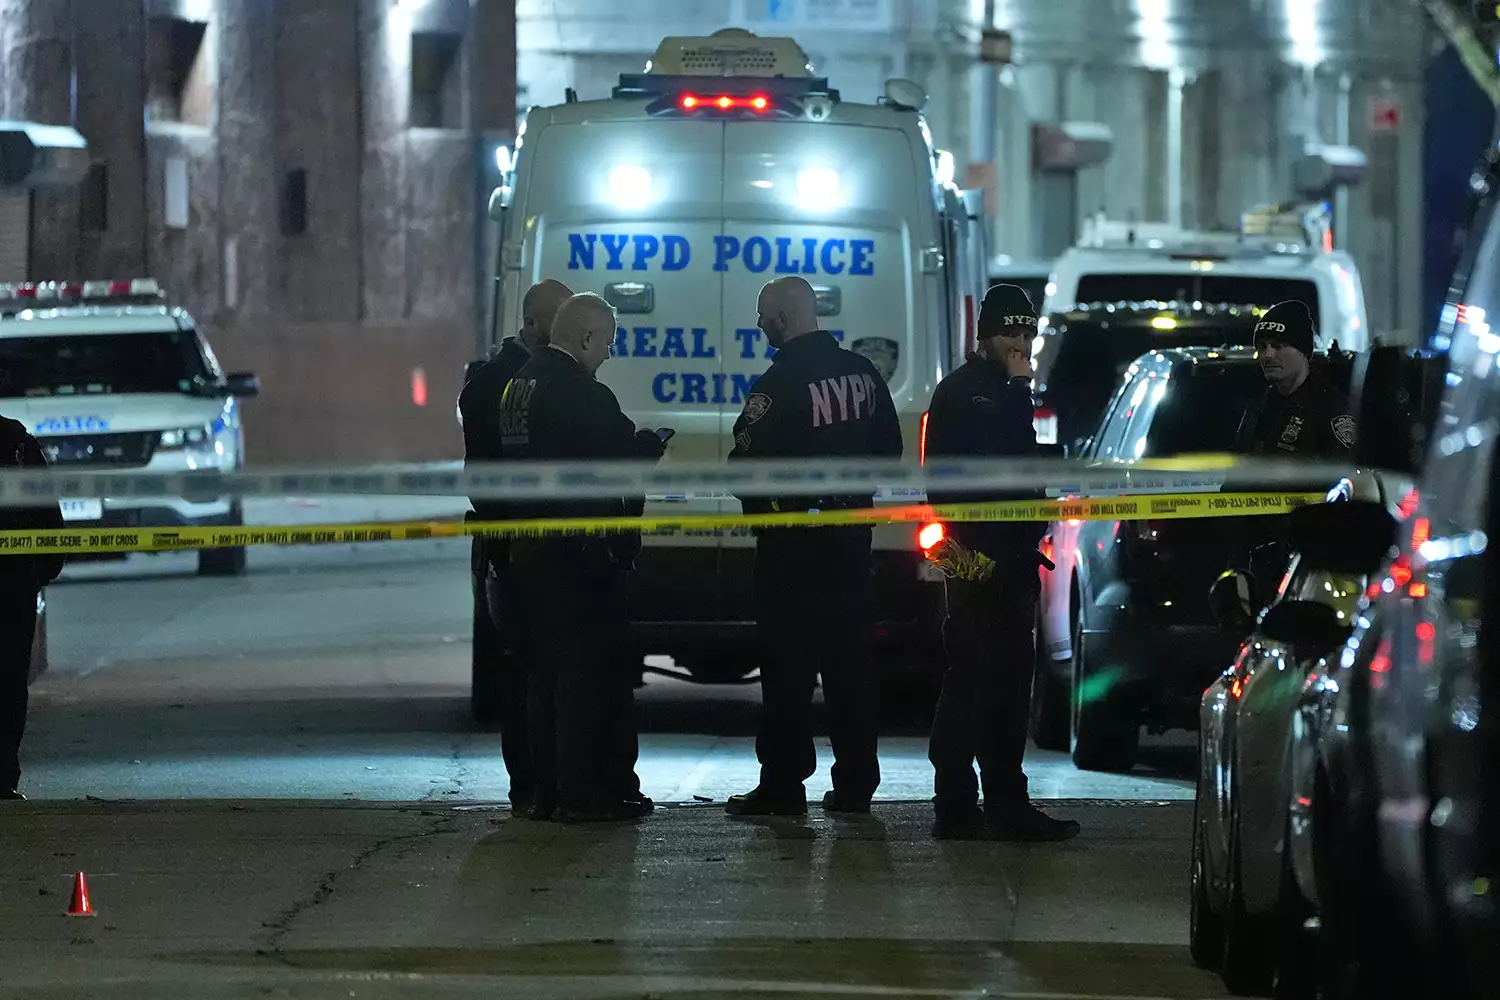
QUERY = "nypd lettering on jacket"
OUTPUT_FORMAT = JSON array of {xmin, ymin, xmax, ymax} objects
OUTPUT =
[
  {"xmin": 809, "ymin": 373, "xmax": 883, "ymax": 427},
  {"xmin": 567, "ymin": 233, "xmax": 876, "ymax": 276}
]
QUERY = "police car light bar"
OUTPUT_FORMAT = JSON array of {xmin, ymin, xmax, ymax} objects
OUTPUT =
[
  {"xmin": 0, "ymin": 278, "xmax": 163, "ymax": 307},
  {"xmin": 614, "ymin": 73, "xmax": 840, "ymax": 116}
]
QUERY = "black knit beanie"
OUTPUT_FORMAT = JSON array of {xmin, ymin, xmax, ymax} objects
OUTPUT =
[
  {"xmin": 1254, "ymin": 301, "xmax": 1317, "ymax": 357},
  {"xmin": 977, "ymin": 283, "xmax": 1038, "ymax": 340}
]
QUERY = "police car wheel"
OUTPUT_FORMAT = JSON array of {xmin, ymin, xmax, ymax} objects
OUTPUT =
[
  {"xmin": 198, "ymin": 503, "xmax": 248, "ymax": 576},
  {"xmin": 1068, "ymin": 600, "xmax": 1139, "ymax": 772}
]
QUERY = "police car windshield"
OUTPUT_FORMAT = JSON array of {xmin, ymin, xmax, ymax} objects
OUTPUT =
[
  {"xmin": 0, "ymin": 331, "xmax": 210, "ymax": 396},
  {"xmin": 1143, "ymin": 363, "xmax": 1268, "ymax": 457},
  {"xmin": 1076, "ymin": 274, "xmax": 1320, "ymax": 314}
]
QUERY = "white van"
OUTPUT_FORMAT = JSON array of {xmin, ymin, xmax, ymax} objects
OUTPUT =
[
  {"xmin": 486, "ymin": 29, "xmax": 988, "ymax": 687},
  {"xmin": 0, "ymin": 280, "xmax": 259, "ymax": 576},
  {"xmin": 1032, "ymin": 205, "xmax": 1370, "ymax": 448}
]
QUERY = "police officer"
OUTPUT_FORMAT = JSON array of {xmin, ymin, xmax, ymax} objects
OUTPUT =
[
  {"xmin": 458, "ymin": 279, "xmax": 571, "ymax": 815},
  {"xmin": 1236, "ymin": 300, "xmax": 1357, "ymax": 458},
  {"xmin": 724, "ymin": 276, "xmax": 904, "ymax": 818},
  {"xmin": 924, "ymin": 284, "xmax": 1079, "ymax": 841},
  {"xmin": 1, "ymin": 412, "xmax": 64, "ymax": 801},
  {"xmin": 502, "ymin": 292, "xmax": 669, "ymax": 822}
]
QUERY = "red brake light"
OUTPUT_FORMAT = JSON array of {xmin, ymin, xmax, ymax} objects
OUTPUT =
[
  {"xmin": 1412, "ymin": 518, "xmax": 1430, "ymax": 549},
  {"xmin": 1398, "ymin": 489, "xmax": 1420, "ymax": 520},
  {"xmin": 679, "ymin": 93, "xmax": 771, "ymax": 113},
  {"xmin": 1409, "ymin": 582, "xmax": 1427, "ymax": 598},
  {"xmin": 918, "ymin": 522, "xmax": 945, "ymax": 551},
  {"xmin": 919, "ymin": 411, "xmax": 929, "ymax": 465}
]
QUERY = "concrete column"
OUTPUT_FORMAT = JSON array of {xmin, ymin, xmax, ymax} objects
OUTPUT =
[
  {"xmin": 0, "ymin": 0, "xmax": 74, "ymax": 123},
  {"xmin": 75, "ymin": 0, "xmax": 148, "ymax": 278},
  {"xmin": 471, "ymin": 0, "xmax": 517, "ymax": 136},
  {"xmin": 359, "ymin": 0, "xmax": 410, "ymax": 321},
  {"xmin": 278, "ymin": 0, "xmax": 361, "ymax": 322},
  {"xmin": 1165, "ymin": 68, "xmax": 1185, "ymax": 228},
  {"xmin": 216, "ymin": 0, "xmax": 279, "ymax": 316}
]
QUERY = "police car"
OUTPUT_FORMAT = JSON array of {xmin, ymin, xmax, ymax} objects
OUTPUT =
[
  {"xmin": 1035, "ymin": 203, "xmax": 1370, "ymax": 445},
  {"xmin": 0, "ymin": 279, "xmax": 259, "ymax": 576},
  {"xmin": 484, "ymin": 29, "xmax": 988, "ymax": 688}
]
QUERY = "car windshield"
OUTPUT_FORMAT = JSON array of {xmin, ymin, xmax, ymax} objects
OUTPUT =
[
  {"xmin": 0, "ymin": 331, "xmax": 210, "ymax": 396},
  {"xmin": 1076, "ymin": 273, "xmax": 1320, "ymax": 315},
  {"xmin": 1039, "ymin": 314, "xmax": 1257, "ymax": 448},
  {"xmin": 1143, "ymin": 363, "xmax": 1271, "ymax": 457}
]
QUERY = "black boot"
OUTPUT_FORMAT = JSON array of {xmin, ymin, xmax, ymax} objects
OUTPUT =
[
  {"xmin": 986, "ymin": 801, "xmax": 1081, "ymax": 842},
  {"xmin": 725, "ymin": 785, "xmax": 807, "ymax": 817}
]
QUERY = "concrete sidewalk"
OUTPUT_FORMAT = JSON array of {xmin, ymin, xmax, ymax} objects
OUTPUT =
[{"xmin": 0, "ymin": 799, "xmax": 1227, "ymax": 999}]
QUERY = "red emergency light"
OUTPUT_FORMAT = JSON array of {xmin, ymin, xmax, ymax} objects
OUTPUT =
[
  {"xmin": 679, "ymin": 93, "xmax": 771, "ymax": 112},
  {"xmin": 0, "ymin": 278, "xmax": 162, "ymax": 305}
]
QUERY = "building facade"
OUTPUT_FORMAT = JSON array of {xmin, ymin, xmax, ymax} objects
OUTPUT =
[{"xmin": 0, "ymin": 0, "xmax": 516, "ymax": 462}]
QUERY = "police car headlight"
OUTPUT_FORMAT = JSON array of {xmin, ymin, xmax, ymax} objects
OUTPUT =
[
  {"xmin": 796, "ymin": 168, "xmax": 842, "ymax": 210},
  {"xmin": 608, "ymin": 165, "xmax": 653, "ymax": 210},
  {"xmin": 159, "ymin": 425, "xmax": 214, "ymax": 451}
]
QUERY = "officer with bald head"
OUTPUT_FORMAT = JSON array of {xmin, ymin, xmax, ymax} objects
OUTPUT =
[
  {"xmin": 501, "ymin": 291, "xmax": 671, "ymax": 823},
  {"xmin": 459, "ymin": 278, "xmax": 575, "ymax": 812},
  {"xmin": 724, "ymin": 276, "xmax": 904, "ymax": 818}
]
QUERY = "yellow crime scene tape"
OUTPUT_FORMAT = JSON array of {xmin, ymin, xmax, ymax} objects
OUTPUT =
[{"xmin": 0, "ymin": 490, "xmax": 1327, "ymax": 556}]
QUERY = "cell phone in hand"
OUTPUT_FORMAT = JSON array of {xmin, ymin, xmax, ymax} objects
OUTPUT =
[{"xmin": 656, "ymin": 427, "xmax": 676, "ymax": 443}]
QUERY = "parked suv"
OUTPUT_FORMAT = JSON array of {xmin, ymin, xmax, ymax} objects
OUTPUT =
[{"xmin": 1034, "ymin": 346, "xmax": 1336, "ymax": 771}]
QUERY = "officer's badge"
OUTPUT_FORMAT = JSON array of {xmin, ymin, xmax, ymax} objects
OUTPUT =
[
  {"xmin": 851, "ymin": 337, "xmax": 900, "ymax": 382},
  {"xmin": 743, "ymin": 393, "xmax": 772, "ymax": 424},
  {"xmin": 1332, "ymin": 415, "xmax": 1356, "ymax": 448},
  {"xmin": 1280, "ymin": 416, "xmax": 1303, "ymax": 444}
]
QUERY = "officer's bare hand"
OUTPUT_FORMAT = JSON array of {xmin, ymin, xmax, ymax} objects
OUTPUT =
[{"xmin": 1003, "ymin": 345, "xmax": 1032, "ymax": 379}]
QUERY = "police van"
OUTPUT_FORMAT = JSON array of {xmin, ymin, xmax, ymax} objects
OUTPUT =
[
  {"xmin": 1034, "ymin": 203, "xmax": 1370, "ymax": 445},
  {"xmin": 0, "ymin": 280, "xmax": 259, "ymax": 576},
  {"xmin": 484, "ymin": 29, "xmax": 989, "ymax": 689}
]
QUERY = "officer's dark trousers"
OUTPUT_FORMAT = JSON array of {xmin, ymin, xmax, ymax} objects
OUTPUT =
[
  {"xmin": 753, "ymin": 526, "xmax": 879, "ymax": 800},
  {"xmin": 928, "ymin": 570, "xmax": 1038, "ymax": 816},
  {"xmin": 473, "ymin": 537, "xmax": 532, "ymax": 804},
  {"xmin": 0, "ymin": 593, "xmax": 38, "ymax": 792},
  {"xmin": 513, "ymin": 542, "xmax": 640, "ymax": 812}
]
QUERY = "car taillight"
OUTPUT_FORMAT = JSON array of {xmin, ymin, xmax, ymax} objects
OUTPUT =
[
  {"xmin": 919, "ymin": 411, "xmax": 929, "ymax": 465},
  {"xmin": 1034, "ymin": 406, "xmax": 1058, "ymax": 445},
  {"xmin": 918, "ymin": 522, "xmax": 945, "ymax": 552}
]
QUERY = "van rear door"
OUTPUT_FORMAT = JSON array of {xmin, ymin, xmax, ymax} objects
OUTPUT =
[
  {"xmin": 523, "ymin": 118, "xmax": 728, "ymax": 467},
  {"xmin": 717, "ymin": 122, "xmax": 925, "ymax": 486}
]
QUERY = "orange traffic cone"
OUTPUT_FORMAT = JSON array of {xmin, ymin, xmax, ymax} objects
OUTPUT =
[{"xmin": 67, "ymin": 872, "xmax": 95, "ymax": 917}]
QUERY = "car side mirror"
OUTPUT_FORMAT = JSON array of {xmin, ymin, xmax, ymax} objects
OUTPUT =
[
  {"xmin": 224, "ymin": 372, "xmax": 259, "ymax": 398},
  {"xmin": 1289, "ymin": 500, "xmax": 1397, "ymax": 574},
  {"xmin": 1258, "ymin": 599, "xmax": 1351, "ymax": 653},
  {"xmin": 1209, "ymin": 569, "xmax": 1260, "ymax": 631}
]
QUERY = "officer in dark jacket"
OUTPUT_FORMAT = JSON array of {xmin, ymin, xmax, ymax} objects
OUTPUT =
[
  {"xmin": 1, "ymin": 414, "xmax": 65, "ymax": 800},
  {"xmin": 458, "ymin": 279, "xmax": 571, "ymax": 812},
  {"xmin": 924, "ymin": 284, "xmax": 1079, "ymax": 841},
  {"xmin": 723, "ymin": 276, "xmax": 904, "ymax": 818},
  {"xmin": 501, "ymin": 292, "xmax": 668, "ymax": 822},
  {"xmin": 1236, "ymin": 300, "xmax": 1357, "ymax": 458}
]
